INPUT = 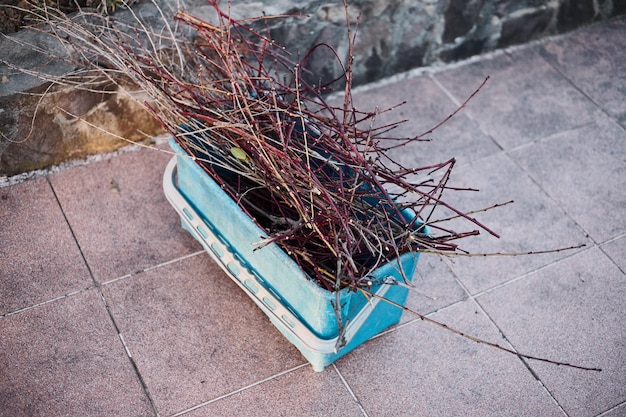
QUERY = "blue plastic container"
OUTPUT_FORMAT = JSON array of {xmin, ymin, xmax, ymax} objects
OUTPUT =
[{"xmin": 164, "ymin": 138, "xmax": 422, "ymax": 371}]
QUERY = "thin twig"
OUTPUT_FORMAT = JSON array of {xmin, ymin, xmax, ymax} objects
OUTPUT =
[{"xmin": 367, "ymin": 291, "xmax": 602, "ymax": 372}]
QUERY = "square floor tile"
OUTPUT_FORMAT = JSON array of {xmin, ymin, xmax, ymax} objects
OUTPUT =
[
  {"xmin": 102, "ymin": 254, "xmax": 305, "ymax": 416},
  {"xmin": 433, "ymin": 151, "xmax": 589, "ymax": 294},
  {"xmin": 183, "ymin": 366, "xmax": 364, "ymax": 417},
  {"xmin": 477, "ymin": 247, "xmax": 626, "ymax": 417},
  {"xmin": 435, "ymin": 48, "xmax": 602, "ymax": 149},
  {"xmin": 351, "ymin": 74, "xmax": 500, "ymax": 167},
  {"xmin": 0, "ymin": 290, "xmax": 153, "ymax": 417},
  {"xmin": 539, "ymin": 17, "xmax": 626, "ymax": 119},
  {"xmin": 49, "ymin": 147, "xmax": 200, "ymax": 282},
  {"xmin": 0, "ymin": 178, "xmax": 91, "ymax": 315},
  {"xmin": 335, "ymin": 300, "xmax": 564, "ymax": 417},
  {"xmin": 511, "ymin": 116, "xmax": 626, "ymax": 243}
]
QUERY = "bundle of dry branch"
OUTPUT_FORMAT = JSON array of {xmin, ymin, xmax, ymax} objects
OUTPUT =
[{"xmin": 17, "ymin": 0, "xmax": 497, "ymax": 290}]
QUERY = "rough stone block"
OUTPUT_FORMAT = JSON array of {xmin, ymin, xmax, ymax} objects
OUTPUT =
[
  {"xmin": 495, "ymin": 0, "xmax": 553, "ymax": 16},
  {"xmin": 443, "ymin": 0, "xmax": 487, "ymax": 43},
  {"xmin": 0, "ymin": 81, "xmax": 163, "ymax": 176},
  {"xmin": 557, "ymin": 0, "xmax": 596, "ymax": 31},
  {"xmin": 498, "ymin": 6, "xmax": 556, "ymax": 47},
  {"xmin": 0, "ymin": 25, "xmax": 163, "ymax": 176}
]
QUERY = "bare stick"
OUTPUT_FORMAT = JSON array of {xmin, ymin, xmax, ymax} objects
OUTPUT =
[
  {"xmin": 366, "ymin": 290, "xmax": 602, "ymax": 372},
  {"xmin": 414, "ymin": 75, "xmax": 490, "ymax": 140}
]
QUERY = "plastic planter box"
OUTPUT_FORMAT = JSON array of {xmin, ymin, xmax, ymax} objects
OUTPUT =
[{"xmin": 163, "ymin": 138, "xmax": 422, "ymax": 371}]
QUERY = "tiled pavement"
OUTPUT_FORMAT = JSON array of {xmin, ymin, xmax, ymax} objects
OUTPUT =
[{"xmin": 1, "ymin": 16, "xmax": 625, "ymax": 417}]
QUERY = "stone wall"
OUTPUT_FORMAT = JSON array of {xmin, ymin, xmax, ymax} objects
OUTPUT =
[
  {"xmin": 1, "ymin": 0, "xmax": 624, "ymax": 176},
  {"xmin": 204, "ymin": 0, "xmax": 625, "ymax": 86}
]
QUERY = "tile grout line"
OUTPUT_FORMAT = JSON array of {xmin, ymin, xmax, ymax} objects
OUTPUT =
[
  {"xmin": 595, "ymin": 400, "xmax": 626, "ymax": 417},
  {"xmin": 167, "ymin": 363, "xmax": 309, "ymax": 417},
  {"xmin": 428, "ymin": 71, "xmax": 462, "ymax": 107},
  {"xmin": 597, "ymin": 232, "xmax": 626, "ymax": 246},
  {"xmin": 332, "ymin": 364, "xmax": 370, "ymax": 417},
  {"xmin": 598, "ymin": 232, "xmax": 626, "ymax": 276},
  {"xmin": 2, "ymin": 251, "xmax": 208, "ymax": 317},
  {"xmin": 466, "ymin": 242, "xmax": 598, "ymax": 300},
  {"xmin": 100, "ymin": 249, "xmax": 206, "ymax": 286},
  {"xmin": 45, "ymin": 178, "xmax": 97, "ymax": 287},
  {"xmin": 471, "ymin": 297, "xmax": 572, "ymax": 417},
  {"xmin": 504, "ymin": 142, "xmax": 598, "ymax": 247},
  {"xmin": 45, "ymin": 176, "xmax": 161, "ymax": 417},
  {"xmin": 504, "ymin": 121, "xmax": 596, "ymax": 154},
  {"xmin": 1, "ymin": 288, "xmax": 89, "ymax": 318}
]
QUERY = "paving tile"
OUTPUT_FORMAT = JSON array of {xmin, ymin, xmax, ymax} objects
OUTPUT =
[
  {"xmin": 434, "ymin": 151, "xmax": 589, "ymax": 294},
  {"xmin": 101, "ymin": 253, "xmax": 305, "ymax": 416},
  {"xmin": 0, "ymin": 289, "xmax": 153, "ymax": 417},
  {"xmin": 351, "ymin": 74, "xmax": 500, "ymax": 167},
  {"xmin": 539, "ymin": 17, "xmax": 626, "ymax": 121},
  {"xmin": 183, "ymin": 366, "xmax": 364, "ymax": 417},
  {"xmin": 48, "ymin": 147, "xmax": 200, "ymax": 282},
  {"xmin": 434, "ymin": 48, "xmax": 602, "ymax": 150},
  {"xmin": 0, "ymin": 177, "xmax": 91, "ymax": 315},
  {"xmin": 476, "ymin": 247, "xmax": 626, "ymax": 417},
  {"xmin": 402, "ymin": 253, "xmax": 467, "ymax": 324},
  {"xmin": 510, "ymin": 116, "xmax": 626, "ymax": 244},
  {"xmin": 335, "ymin": 299, "xmax": 563, "ymax": 417},
  {"xmin": 601, "ymin": 235, "xmax": 626, "ymax": 273}
]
